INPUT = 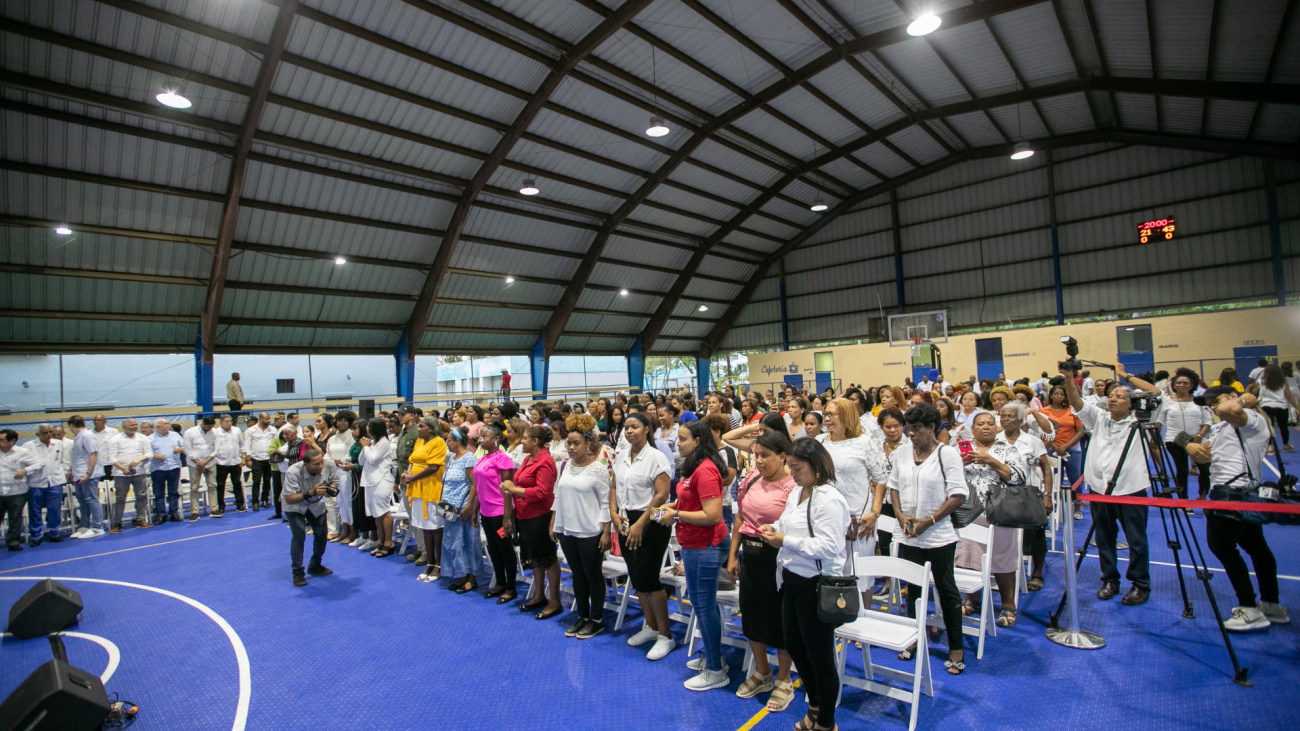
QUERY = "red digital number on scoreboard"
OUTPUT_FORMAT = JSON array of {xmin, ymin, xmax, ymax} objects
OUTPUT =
[{"xmin": 1137, "ymin": 217, "xmax": 1176, "ymax": 244}]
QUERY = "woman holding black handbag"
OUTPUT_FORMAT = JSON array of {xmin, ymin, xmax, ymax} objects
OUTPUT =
[
  {"xmin": 758, "ymin": 438, "xmax": 849, "ymax": 731},
  {"xmin": 955, "ymin": 412, "xmax": 1026, "ymax": 626}
]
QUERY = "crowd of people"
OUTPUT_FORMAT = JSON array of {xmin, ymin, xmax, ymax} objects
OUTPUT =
[{"xmin": 1, "ymin": 355, "xmax": 1294, "ymax": 724}]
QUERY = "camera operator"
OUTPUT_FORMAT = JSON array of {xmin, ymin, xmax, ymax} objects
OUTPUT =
[
  {"xmin": 1185, "ymin": 387, "xmax": 1288, "ymax": 631},
  {"xmin": 283, "ymin": 448, "xmax": 338, "ymax": 587},
  {"xmin": 1059, "ymin": 361, "xmax": 1155, "ymax": 606}
]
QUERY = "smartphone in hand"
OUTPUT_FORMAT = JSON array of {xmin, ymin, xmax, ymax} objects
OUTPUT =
[{"xmin": 957, "ymin": 439, "xmax": 973, "ymax": 457}]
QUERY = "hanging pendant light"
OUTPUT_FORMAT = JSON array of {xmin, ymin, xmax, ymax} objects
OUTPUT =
[
  {"xmin": 810, "ymin": 197, "xmax": 828, "ymax": 212},
  {"xmin": 646, "ymin": 116, "xmax": 670, "ymax": 137},
  {"xmin": 907, "ymin": 15, "xmax": 942, "ymax": 36},
  {"xmin": 1010, "ymin": 141, "xmax": 1035, "ymax": 160},
  {"xmin": 519, "ymin": 178, "xmax": 540, "ymax": 195},
  {"xmin": 155, "ymin": 86, "xmax": 192, "ymax": 109}
]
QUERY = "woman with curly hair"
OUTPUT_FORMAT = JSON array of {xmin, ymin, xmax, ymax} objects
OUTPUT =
[
  {"xmin": 501, "ymin": 424, "xmax": 561, "ymax": 618},
  {"xmin": 553, "ymin": 414, "xmax": 614, "ymax": 638},
  {"xmin": 1012, "ymin": 383, "xmax": 1042, "ymax": 411}
]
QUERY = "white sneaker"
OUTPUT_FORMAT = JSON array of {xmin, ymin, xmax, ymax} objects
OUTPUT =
[
  {"xmin": 627, "ymin": 625, "xmax": 660, "ymax": 647},
  {"xmin": 1224, "ymin": 606, "xmax": 1270, "ymax": 632},
  {"xmin": 684, "ymin": 667, "xmax": 730, "ymax": 692},
  {"xmin": 1258, "ymin": 601, "xmax": 1290, "ymax": 625},
  {"xmin": 647, "ymin": 635, "xmax": 677, "ymax": 661},
  {"xmin": 69, "ymin": 528, "xmax": 90, "ymax": 539},
  {"xmin": 348, "ymin": 537, "xmax": 365, "ymax": 547},
  {"xmin": 687, "ymin": 656, "xmax": 729, "ymax": 672},
  {"xmin": 358, "ymin": 539, "xmax": 378, "ymax": 551},
  {"xmin": 82, "ymin": 528, "xmax": 105, "ymax": 539}
]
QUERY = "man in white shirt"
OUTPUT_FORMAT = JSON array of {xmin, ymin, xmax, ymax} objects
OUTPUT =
[
  {"xmin": 183, "ymin": 417, "xmax": 219, "ymax": 520},
  {"xmin": 1062, "ymin": 363, "xmax": 1153, "ymax": 606},
  {"xmin": 244, "ymin": 412, "xmax": 277, "ymax": 511},
  {"xmin": 149, "ymin": 419, "xmax": 186, "ymax": 523},
  {"xmin": 214, "ymin": 414, "xmax": 246, "ymax": 513},
  {"xmin": 1247, "ymin": 359, "xmax": 1267, "ymax": 385},
  {"xmin": 1, "ymin": 429, "xmax": 40, "ymax": 551},
  {"xmin": 92, "ymin": 413, "xmax": 120, "ymax": 483},
  {"xmin": 1080, "ymin": 370, "xmax": 1094, "ymax": 399},
  {"xmin": 1187, "ymin": 387, "xmax": 1287, "ymax": 631},
  {"xmin": 54, "ymin": 425, "xmax": 74, "ymax": 478},
  {"xmin": 25, "ymin": 424, "xmax": 68, "ymax": 545},
  {"xmin": 109, "ymin": 419, "xmax": 154, "ymax": 532},
  {"xmin": 66, "ymin": 416, "xmax": 105, "ymax": 538}
]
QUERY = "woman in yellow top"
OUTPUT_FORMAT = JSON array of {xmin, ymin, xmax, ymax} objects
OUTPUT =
[
  {"xmin": 1212, "ymin": 367, "xmax": 1245, "ymax": 393},
  {"xmin": 402, "ymin": 417, "xmax": 448, "ymax": 582}
]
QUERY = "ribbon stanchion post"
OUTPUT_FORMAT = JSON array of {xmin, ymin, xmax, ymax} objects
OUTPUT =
[{"xmin": 1045, "ymin": 484, "xmax": 1105, "ymax": 650}]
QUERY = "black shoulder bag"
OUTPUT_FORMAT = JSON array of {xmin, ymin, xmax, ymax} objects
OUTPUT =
[
  {"xmin": 985, "ymin": 444, "xmax": 1049, "ymax": 529},
  {"xmin": 944, "ymin": 445, "xmax": 985, "ymax": 529},
  {"xmin": 808, "ymin": 491, "xmax": 859, "ymax": 625}
]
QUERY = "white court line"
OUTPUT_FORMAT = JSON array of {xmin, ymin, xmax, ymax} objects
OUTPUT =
[
  {"xmin": 0, "ymin": 577, "xmax": 250, "ymax": 731},
  {"xmin": 1056, "ymin": 550, "xmax": 1300, "ymax": 581},
  {"xmin": 0, "ymin": 630, "xmax": 120, "ymax": 684}
]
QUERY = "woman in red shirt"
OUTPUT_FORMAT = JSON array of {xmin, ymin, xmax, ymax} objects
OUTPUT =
[
  {"xmin": 658, "ymin": 420, "xmax": 730, "ymax": 692},
  {"xmin": 501, "ymin": 425, "xmax": 560, "ymax": 619}
]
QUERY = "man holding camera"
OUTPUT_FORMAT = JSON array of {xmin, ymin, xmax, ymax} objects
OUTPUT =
[
  {"xmin": 1060, "ymin": 361, "xmax": 1155, "ymax": 606},
  {"xmin": 1186, "ymin": 387, "xmax": 1287, "ymax": 631},
  {"xmin": 283, "ymin": 448, "xmax": 338, "ymax": 587}
]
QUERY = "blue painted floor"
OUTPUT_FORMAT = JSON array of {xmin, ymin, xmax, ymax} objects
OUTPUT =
[{"xmin": 3, "ymin": 460, "xmax": 1300, "ymax": 730}]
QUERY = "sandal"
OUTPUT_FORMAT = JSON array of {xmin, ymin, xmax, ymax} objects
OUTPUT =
[
  {"xmin": 897, "ymin": 644, "xmax": 917, "ymax": 662},
  {"xmin": 373, "ymin": 546, "xmax": 394, "ymax": 558},
  {"xmin": 997, "ymin": 608, "xmax": 1018, "ymax": 628},
  {"xmin": 766, "ymin": 679, "xmax": 795, "ymax": 712},
  {"xmin": 794, "ymin": 708, "xmax": 819, "ymax": 731},
  {"xmin": 945, "ymin": 656, "xmax": 966, "ymax": 675},
  {"xmin": 962, "ymin": 599, "xmax": 981, "ymax": 617},
  {"xmin": 735, "ymin": 672, "xmax": 773, "ymax": 699},
  {"xmin": 1027, "ymin": 577, "xmax": 1044, "ymax": 592}
]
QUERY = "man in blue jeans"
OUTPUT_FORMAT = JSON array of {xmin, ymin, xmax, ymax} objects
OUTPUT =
[
  {"xmin": 66, "ymin": 416, "xmax": 105, "ymax": 539},
  {"xmin": 25, "ymin": 424, "xmax": 68, "ymax": 545},
  {"xmin": 282, "ymin": 449, "xmax": 337, "ymax": 587}
]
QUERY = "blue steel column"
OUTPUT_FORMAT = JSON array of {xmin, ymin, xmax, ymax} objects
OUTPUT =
[
  {"xmin": 1265, "ymin": 160, "xmax": 1286, "ymax": 306},
  {"xmin": 627, "ymin": 335, "xmax": 645, "ymax": 393},
  {"xmin": 696, "ymin": 357, "xmax": 711, "ymax": 398},
  {"xmin": 194, "ymin": 323, "xmax": 213, "ymax": 414},
  {"xmin": 530, "ymin": 332, "xmax": 548, "ymax": 399},
  {"xmin": 1048, "ymin": 150, "xmax": 1064, "ymax": 324},
  {"xmin": 890, "ymin": 190, "xmax": 906, "ymax": 313},
  {"xmin": 394, "ymin": 327, "xmax": 415, "ymax": 402}
]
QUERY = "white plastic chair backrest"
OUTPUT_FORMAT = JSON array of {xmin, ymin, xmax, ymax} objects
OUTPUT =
[
  {"xmin": 957, "ymin": 521, "xmax": 990, "ymax": 545},
  {"xmin": 876, "ymin": 514, "xmax": 900, "ymax": 535},
  {"xmin": 856, "ymin": 556, "xmax": 929, "ymax": 590}
]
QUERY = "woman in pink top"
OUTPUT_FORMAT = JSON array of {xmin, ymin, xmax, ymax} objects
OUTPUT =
[
  {"xmin": 474, "ymin": 421, "xmax": 518, "ymax": 602},
  {"xmin": 726, "ymin": 431, "xmax": 798, "ymax": 711}
]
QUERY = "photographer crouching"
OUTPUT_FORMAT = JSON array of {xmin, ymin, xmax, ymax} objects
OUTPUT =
[
  {"xmin": 1060, "ymin": 361, "xmax": 1158, "ymax": 606},
  {"xmin": 1186, "ymin": 387, "xmax": 1288, "ymax": 631},
  {"xmin": 284, "ymin": 448, "xmax": 338, "ymax": 587}
]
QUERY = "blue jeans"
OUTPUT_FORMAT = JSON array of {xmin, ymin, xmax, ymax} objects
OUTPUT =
[
  {"xmin": 27, "ymin": 485, "xmax": 64, "ymax": 540},
  {"xmin": 152, "ymin": 468, "xmax": 181, "ymax": 518},
  {"xmin": 74, "ymin": 477, "xmax": 103, "ymax": 530},
  {"xmin": 1061, "ymin": 443, "xmax": 1083, "ymax": 491},
  {"xmin": 442, "ymin": 517, "xmax": 484, "ymax": 579},
  {"xmin": 683, "ymin": 543, "xmax": 726, "ymax": 672},
  {"xmin": 288, "ymin": 510, "xmax": 328, "ymax": 572}
]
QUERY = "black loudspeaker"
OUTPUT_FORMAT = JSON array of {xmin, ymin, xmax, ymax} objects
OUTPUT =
[
  {"xmin": 358, "ymin": 399, "xmax": 376, "ymax": 420},
  {"xmin": 0, "ymin": 659, "xmax": 110, "ymax": 731},
  {"xmin": 7, "ymin": 579, "xmax": 82, "ymax": 639}
]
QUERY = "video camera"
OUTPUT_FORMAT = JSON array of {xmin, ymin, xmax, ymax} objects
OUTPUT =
[
  {"xmin": 1127, "ymin": 391, "xmax": 1162, "ymax": 421},
  {"xmin": 1058, "ymin": 336, "xmax": 1083, "ymax": 372}
]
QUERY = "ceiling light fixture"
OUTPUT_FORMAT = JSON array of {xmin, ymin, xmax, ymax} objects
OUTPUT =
[
  {"xmin": 620, "ymin": 289, "xmax": 629, "ymax": 296},
  {"xmin": 55, "ymin": 226, "xmax": 72, "ymax": 235},
  {"xmin": 505, "ymin": 276, "xmax": 515, "ymax": 283},
  {"xmin": 810, "ymin": 197, "xmax": 828, "ymax": 212},
  {"xmin": 155, "ymin": 89, "xmax": 192, "ymax": 109},
  {"xmin": 698, "ymin": 304, "xmax": 709, "ymax": 312},
  {"xmin": 334, "ymin": 257, "xmax": 346, "ymax": 265},
  {"xmin": 646, "ymin": 116, "xmax": 670, "ymax": 138},
  {"xmin": 1010, "ymin": 141, "xmax": 1035, "ymax": 160},
  {"xmin": 519, "ymin": 178, "xmax": 539, "ymax": 196},
  {"xmin": 907, "ymin": 15, "xmax": 942, "ymax": 36}
]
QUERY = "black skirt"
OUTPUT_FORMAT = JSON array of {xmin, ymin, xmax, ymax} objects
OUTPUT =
[
  {"xmin": 739, "ymin": 535, "xmax": 785, "ymax": 649},
  {"xmin": 623, "ymin": 509, "xmax": 672, "ymax": 593},
  {"xmin": 516, "ymin": 513, "xmax": 557, "ymax": 570},
  {"xmin": 350, "ymin": 468, "xmax": 375, "ymax": 532}
]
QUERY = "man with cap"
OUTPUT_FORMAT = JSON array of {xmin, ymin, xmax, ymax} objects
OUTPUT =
[
  {"xmin": 1186, "ymin": 386, "xmax": 1287, "ymax": 631},
  {"xmin": 394, "ymin": 404, "xmax": 424, "ymax": 565}
]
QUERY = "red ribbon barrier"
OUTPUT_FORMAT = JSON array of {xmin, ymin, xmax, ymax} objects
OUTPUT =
[{"xmin": 1072, "ymin": 492, "xmax": 1300, "ymax": 514}]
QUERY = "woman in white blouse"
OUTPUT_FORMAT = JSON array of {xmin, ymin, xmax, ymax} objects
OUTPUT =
[
  {"xmin": 551, "ymin": 415, "xmax": 613, "ymax": 640},
  {"xmin": 358, "ymin": 417, "xmax": 396, "ymax": 558},
  {"xmin": 888, "ymin": 403, "xmax": 969, "ymax": 675},
  {"xmin": 816, "ymin": 398, "xmax": 888, "ymax": 607},
  {"xmin": 654, "ymin": 402, "xmax": 680, "ymax": 481},
  {"xmin": 1158, "ymin": 368, "xmax": 1213, "ymax": 500},
  {"xmin": 758, "ymin": 438, "xmax": 849, "ymax": 731},
  {"xmin": 326, "ymin": 411, "xmax": 357, "ymax": 545},
  {"xmin": 954, "ymin": 412, "xmax": 1026, "ymax": 628}
]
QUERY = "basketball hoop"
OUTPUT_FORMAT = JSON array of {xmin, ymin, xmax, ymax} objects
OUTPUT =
[{"xmin": 910, "ymin": 338, "xmax": 926, "ymax": 360}]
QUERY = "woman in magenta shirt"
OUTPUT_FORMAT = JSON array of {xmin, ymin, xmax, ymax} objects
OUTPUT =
[
  {"xmin": 726, "ymin": 431, "xmax": 798, "ymax": 710},
  {"xmin": 657, "ymin": 420, "xmax": 730, "ymax": 692},
  {"xmin": 501, "ymin": 425, "xmax": 561, "ymax": 619},
  {"xmin": 475, "ymin": 422, "xmax": 518, "ymax": 603}
]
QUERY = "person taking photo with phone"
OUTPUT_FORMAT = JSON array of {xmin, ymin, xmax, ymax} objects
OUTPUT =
[{"xmin": 283, "ymin": 449, "xmax": 338, "ymax": 587}]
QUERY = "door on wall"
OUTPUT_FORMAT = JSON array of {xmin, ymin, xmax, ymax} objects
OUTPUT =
[
  {"xmin": 975, "ymin": 337, "xmax": 1004, "ymax": 382},
  {"xmin": 1116, "ymin": 324, "xmax": 1155, "ymax": 379},
  {"xmin": 1234, "ymin": 346, "xmax": 1277, "ymax": 383},
  {"xmin": 783, "ymin": 374, "xmax": 804, "ymax": 392},
  {"xmin": 814, "ymin": 351, "xmax": 834, "ymax": 395}
]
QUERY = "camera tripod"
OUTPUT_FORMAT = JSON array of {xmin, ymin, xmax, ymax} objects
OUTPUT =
[{"xmin": 1046, "ymin": 418, "xmax": 1252, "ymax": 686}]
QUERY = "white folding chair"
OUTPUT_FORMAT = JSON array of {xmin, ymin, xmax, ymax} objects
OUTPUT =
[
  {"xmin": 835, "ymin": 556, "xmax": 934, "ymax": 731},
  {"xmin": 873, "ymin": 515, "xmax": 906, "ymax": 612},
  {"xmin": 391, "ymin": 497, "xmax": 412, "ymax": 556},
  {"xmin": 659, "ymin": 532, "xmax": 692, "ymax": 627},
  {"xmin": 930, "ymin": 522, "xmax": 995, "ymax": 659},
  {"xmin": 685, "ymin": 584, "xmax": 747, "ymax": 659},
  {"xmin": 600, "ymin": 554, "xmax": 634, "ymax": 630}
]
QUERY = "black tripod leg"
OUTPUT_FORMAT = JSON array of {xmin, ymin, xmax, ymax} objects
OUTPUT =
[
  {"xmin": 1177, "ymin": 512, "xmax": 1252, "ymax": 687},
  {"xmin": 1158, "ymin": 507, "xmax": 1195, "ymax": 618}
]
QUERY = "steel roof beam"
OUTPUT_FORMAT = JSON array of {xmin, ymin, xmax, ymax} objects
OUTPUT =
[
  {"xmin": 695, "ymin": 129, "xmax": 1300, "ymax": 356},
  {"xmin": 200, "ymin": 0, "xmax": 298, "ymax": 364},
  {"xmin": 1246, "ymin": 0, "xmax": 1297, "ymax": 141},
  {"xmin": 1049, "ymin": 0, "xmax": 1102, "ymax": 129}
]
